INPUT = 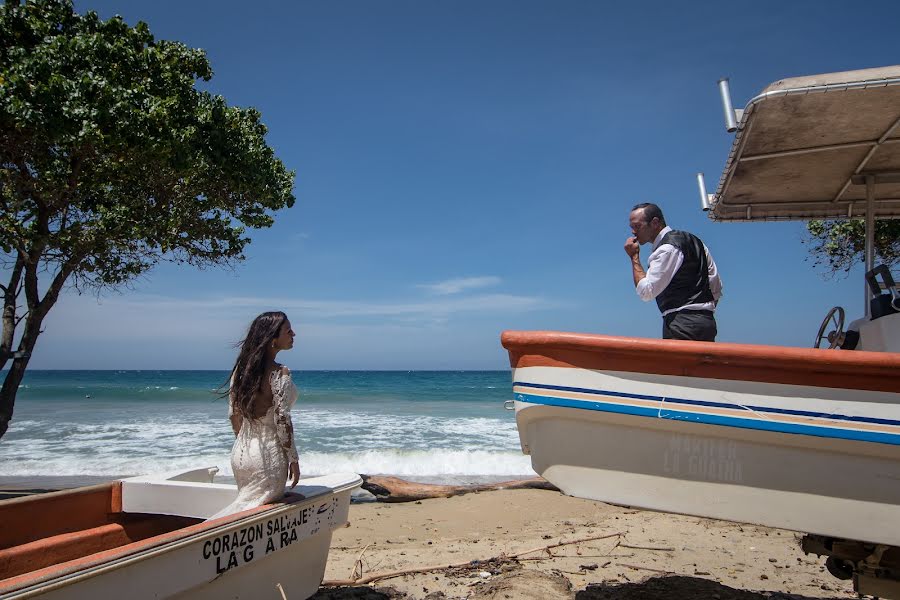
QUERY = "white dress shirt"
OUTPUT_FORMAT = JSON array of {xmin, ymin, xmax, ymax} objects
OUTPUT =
[{"xmin": 635, "ymin": 226, "xmax": 723, "ymax": 316}]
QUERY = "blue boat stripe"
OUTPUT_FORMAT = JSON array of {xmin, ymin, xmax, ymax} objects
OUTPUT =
[
  {"xmin": 515, "ymin": 392, "xmax": 900, "ymax": 446},
  {"xmin": 514, "ymin": 381, "xmax": 661, "ymax": 402},
  {"xmin": 512, "ymin": 381, "xmax": 900, "ymax": 428}
]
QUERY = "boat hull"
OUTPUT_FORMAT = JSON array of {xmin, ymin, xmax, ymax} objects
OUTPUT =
[
  {"xmin": 0, "ymin": 471, "xmax": 361, "ymax": 600},
  {"xmin": 503, "ymin": 331, "xmax": 900, "ymax": 547},
  {"xmin": 13, "ymin": 503, "xmax": 340, "ymax": 600}
]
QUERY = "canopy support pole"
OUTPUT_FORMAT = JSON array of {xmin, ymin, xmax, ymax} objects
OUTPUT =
[{"xmin": 865, "ymin": 175, "xmax": 876, "ymax": 318}]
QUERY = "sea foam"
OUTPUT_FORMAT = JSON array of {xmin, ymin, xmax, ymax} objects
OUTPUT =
[
  {"xmin": 0, "ymin": 448, "xmax": 533, "ymax": 479},
  {"xmin": 0, "ymin": 370, "xmax": 523, "ymax": 482}
]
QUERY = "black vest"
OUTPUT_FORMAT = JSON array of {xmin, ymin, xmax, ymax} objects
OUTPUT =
[{"xmin": 655, "ymin": 230, "xmax": 714, "ymax": 314}]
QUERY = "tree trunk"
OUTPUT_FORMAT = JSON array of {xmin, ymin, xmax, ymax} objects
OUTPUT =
[
  {"xmin": 0, "ymin": 254, "xmax": 78, "ymax": 440},
  {"xmin": 359, "ymin": 475, "xmax": 559, "ymax": 503},
  {"xmin": 0, "ymin": 356, "xmax": 31, "ymax": 439},
  {"xmin": 0, "ymin": 312, "xmax": 44, "ymax": 440},
  {"xmin": 0, "ymin": 256, "xmax": 25, "ymax": 373}
]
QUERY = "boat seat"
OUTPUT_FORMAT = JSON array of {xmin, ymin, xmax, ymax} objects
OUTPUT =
[{"xmin": 0, "ymin": 513, "xmax": 199, "ymax": 581}]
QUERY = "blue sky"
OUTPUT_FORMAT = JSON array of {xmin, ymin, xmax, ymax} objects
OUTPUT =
[{"xmin": 27, "ymin": 0, "xmax": 900, "ymax": 369}]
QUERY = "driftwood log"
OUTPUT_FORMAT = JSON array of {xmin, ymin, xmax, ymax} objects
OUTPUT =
[{"xmin": 359, "ymin": 474, "xmax": 559, "ymax": 503}]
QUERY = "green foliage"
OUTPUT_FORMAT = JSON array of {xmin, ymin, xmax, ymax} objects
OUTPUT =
[
  {"xmin": 0, "ymin": 0, "xmax": 295, "ymax": 288},
  {"xmin": 0, "ymin": 0, "xmax": 296, "ymax": 436},
  {"xmin": 804, "ymin": 219, "xmax": 900, "ymax": 276}
]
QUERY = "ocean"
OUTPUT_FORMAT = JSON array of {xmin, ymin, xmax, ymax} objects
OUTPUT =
[{"xmin": 0, "ymin": 370, "xmax": 532, "ymax": 487}]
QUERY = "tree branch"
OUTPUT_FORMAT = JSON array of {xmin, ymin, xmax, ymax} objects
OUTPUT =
[
  {"xmin": 14, "ymin": 158, "xmax": 43, "ymax": 207},
  {"xmin": 57, "ymin": 147, "xmax": 85, "ymax": 210},
  {"xmin": 36, "ymin": 254, "xmax": 81, "ymax": 320},
  {"xmin": 22, "ymin": 254, "xmax": 40, "ymax": 310},
  {"xmin": 1, "ymin": 255, "xmax": 25, "ymax": 372}
]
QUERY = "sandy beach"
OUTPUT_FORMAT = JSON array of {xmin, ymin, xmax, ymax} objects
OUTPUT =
[
  {"xmin": 0, "ymin": 479, "xmax": 864, "ymax": 599},
  {"xmin": 313, "ymin": 488, "xmax": 856, "ymax": 600}
]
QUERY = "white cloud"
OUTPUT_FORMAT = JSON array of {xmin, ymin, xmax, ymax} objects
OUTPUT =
[
  {"xmin": 417, "ymin": 276, "xmax": 501, "ymax": 295},
  {"xmin": 52, "ymin": 290, "xmax": 554, "ymax": 322},
  {"xmin": 30, "ymin": 289, "xmax": 566, "ymax": 368}
]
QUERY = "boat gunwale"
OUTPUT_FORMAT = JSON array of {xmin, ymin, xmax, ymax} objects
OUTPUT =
[
  {"xmin": 501, "ymin": 330, "xmax": 900, "ymax": 393},
  {"xmin": 0, "ymin": 483, "xmax": 117, "ymax": 511}
]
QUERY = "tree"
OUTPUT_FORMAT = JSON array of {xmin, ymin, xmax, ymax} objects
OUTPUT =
[
  {"xmin": 0, "ymin": 0, "xmax": 295, "ymax": 439},
  {"xmin": 804, "ymin": 220, "xmax": 900, "ymax": 276}
]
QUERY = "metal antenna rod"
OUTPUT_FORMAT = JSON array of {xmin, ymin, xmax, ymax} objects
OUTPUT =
[
  {"xmin": 865, "ymin": 175, "xmax": 876, "ymax": 317},
  {"xmin": 697, "ymin": 173, "xmax": 711, "ymax": 211},
  {"xmin": 718, "ymin": 78, "xmax": 739, "ymax": 133}
]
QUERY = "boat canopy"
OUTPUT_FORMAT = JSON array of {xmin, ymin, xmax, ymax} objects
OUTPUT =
[{"xmin": 709, "ymin": 65, "xmax": 900, "ymax": 222}]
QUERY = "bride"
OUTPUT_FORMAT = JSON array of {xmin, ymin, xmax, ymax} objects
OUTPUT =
[{"xmin": 210, "ymin": 311, "xmax": 300, "ymax": 519}]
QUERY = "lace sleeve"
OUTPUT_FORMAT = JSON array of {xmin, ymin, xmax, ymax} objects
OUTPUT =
[{"xmin": 272, "ymin": 368, "xmax": 299, "ymax": 463}]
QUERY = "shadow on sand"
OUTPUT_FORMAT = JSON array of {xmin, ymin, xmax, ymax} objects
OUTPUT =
[
  {"xmin": 576, "ymin": 575, "xmax": 846, "ymax": 600},
  {"xmin": 313, "ymin": 574, "xmax": 849, "ymax": 600},
  {"xmin": 310, "ymin": 586, "xmax": 406, "ymax": 600}
]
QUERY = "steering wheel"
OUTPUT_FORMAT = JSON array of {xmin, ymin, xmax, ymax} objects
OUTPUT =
[{"xmin": 814, "ymin": 306, "xmax": 845, "ymax": 349}]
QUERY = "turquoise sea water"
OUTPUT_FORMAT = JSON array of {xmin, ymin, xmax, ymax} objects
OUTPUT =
[{"xmin": 0, "ymin": 371, "xmax": 531, "ymax": 484}]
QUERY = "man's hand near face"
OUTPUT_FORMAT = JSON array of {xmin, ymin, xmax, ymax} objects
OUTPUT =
[
  {"xmin": 625, "ymin": 236, "xmax": 646, "ymax": 286},
  {"xmin": 624, "ymin": 236, "xmax": 640, "ymax": 258}
]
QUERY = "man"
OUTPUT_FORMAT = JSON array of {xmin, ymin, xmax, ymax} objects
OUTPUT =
[{"xmin": 624, "ymin": 203, "xmax": 722, "ymax": 341}]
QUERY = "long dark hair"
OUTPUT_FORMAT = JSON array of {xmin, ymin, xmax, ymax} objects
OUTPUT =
[{"xmin": 228, "ymin": 311, "xmax": 288, "ymax": 419}]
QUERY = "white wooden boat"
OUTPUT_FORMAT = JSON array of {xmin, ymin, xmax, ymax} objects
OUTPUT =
[
  {"xmin": 502, "ymin": 66, "xmax": 900, "ymax": 597},
  {"xmin": 504, "ymin": 330, "xmax": 900, "ymax": 541},
  {"xmin": 0, "ymin": 467, "xmax": 362, "ymax": 599}
]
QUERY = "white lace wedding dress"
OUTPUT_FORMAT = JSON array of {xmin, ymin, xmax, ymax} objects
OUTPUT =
[{"xmin": 210, "ymin": 367, "xmax": 299, "ymax": 519}]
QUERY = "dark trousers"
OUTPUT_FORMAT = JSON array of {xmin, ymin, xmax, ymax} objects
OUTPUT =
[{"xmin": 662, "ymin": 310, "xmax": 717, "ymax": 342}]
